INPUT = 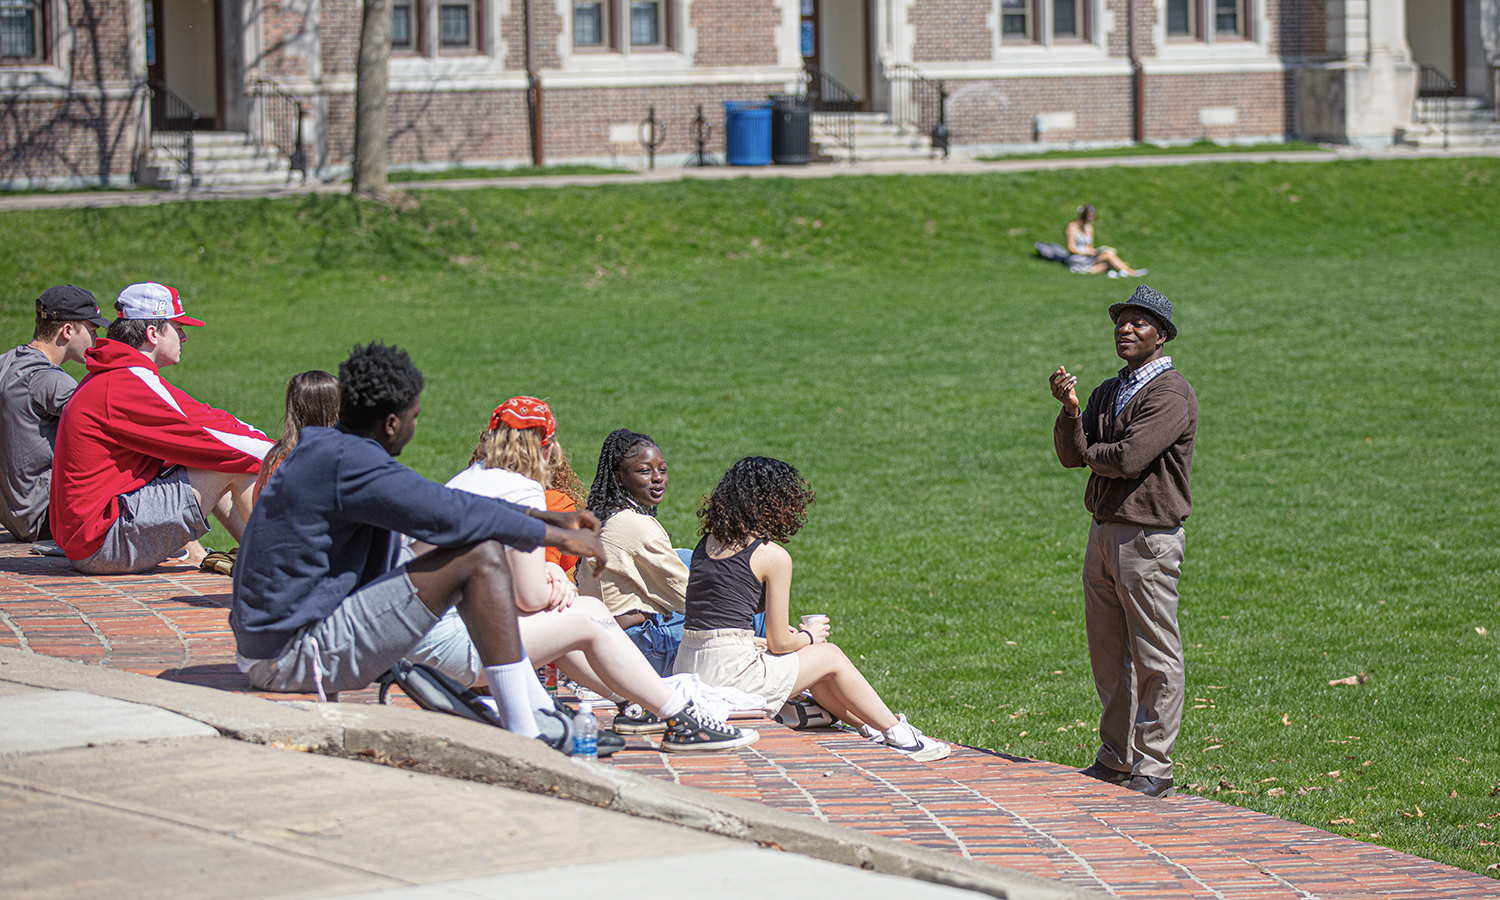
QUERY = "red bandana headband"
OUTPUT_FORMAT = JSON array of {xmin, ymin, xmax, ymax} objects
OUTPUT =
[{"xmin": 490, "ymin": 396, "xmax": 556, "ymax": 447}]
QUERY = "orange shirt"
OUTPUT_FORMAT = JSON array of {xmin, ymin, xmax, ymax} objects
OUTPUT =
[{"xmin": 545, "ymin": 488, "xmax": 579, "ymax": 577}]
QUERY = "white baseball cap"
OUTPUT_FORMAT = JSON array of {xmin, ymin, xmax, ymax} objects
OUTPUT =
[{"xmin": 115, "ymin": 282, "xmax": 206, "ymax": 327}]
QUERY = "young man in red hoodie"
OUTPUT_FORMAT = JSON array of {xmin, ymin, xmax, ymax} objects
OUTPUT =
[{"xmin": 50, "ymin": 283, "xmax": 273, "ymax": 575}]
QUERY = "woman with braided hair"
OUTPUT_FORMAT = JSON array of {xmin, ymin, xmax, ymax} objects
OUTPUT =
[
  {"xmin": 405, "ymin": 399, "xmax": 757, "ymax": 752},
  {"xmin": 675, "ymin": 457, "xmax": 950, "ymax": 762},
  {"xmin": 577, "ymin": 428, "xmax": 689, "ymax": 679}
]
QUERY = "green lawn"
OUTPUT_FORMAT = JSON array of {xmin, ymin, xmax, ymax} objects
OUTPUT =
[{"xmin": 2, "ymin": 157, "xmax": 1497, "ymax": 877}]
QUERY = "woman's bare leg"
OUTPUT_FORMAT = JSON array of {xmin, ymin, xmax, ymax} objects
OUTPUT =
[
  {"xmin": 1092, "ymin": 249, "xmax": 1134, "ymax": 273},
  {"xmin": 806, "ymin": 683, "xmax": 867, "ymax": 729},
  {"xmin": 517, "ymin": 596, "xmax": 674, "ymax": 711},
  {"xmin": 553, "ymin": 649, "xmax": 617, "ymax": 699},
  {"xmin": 791, "ymin": 643, "xmax": 897, "ymax": 731}
]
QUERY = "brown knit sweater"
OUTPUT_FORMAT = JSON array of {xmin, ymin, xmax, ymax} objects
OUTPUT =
[{"xmin": 1053, "ymin": 368, "xmax": 1197, "ymax": 528}]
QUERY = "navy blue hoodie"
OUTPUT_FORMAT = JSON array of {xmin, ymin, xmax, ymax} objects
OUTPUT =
[{"xmin": 231, "ymin": 425, "xmax": 545, "ymax": 659}]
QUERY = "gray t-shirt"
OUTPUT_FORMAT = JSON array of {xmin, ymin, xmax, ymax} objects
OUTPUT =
[{"xmin": 0, "ymin": 346, "xmax": 77, "ymax": 541}]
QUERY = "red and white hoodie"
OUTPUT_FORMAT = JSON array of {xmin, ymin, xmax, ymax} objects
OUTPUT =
[{"xmin": 50, "ymin": 339, "xmax": 272, "ymax": 560}]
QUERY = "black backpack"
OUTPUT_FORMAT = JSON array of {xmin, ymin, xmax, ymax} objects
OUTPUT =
[
  {"xmin": 376, "ymin": 659, "xmax": 509, "ymax": 727},
  {"xmin": 374, "ymin": 660, "xmax": 623, "ymax": 756}
]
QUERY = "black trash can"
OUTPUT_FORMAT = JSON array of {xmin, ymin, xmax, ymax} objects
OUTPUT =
[{"xmin": 769, "ymin": 94, "xmax": 811, "ymax": 166}]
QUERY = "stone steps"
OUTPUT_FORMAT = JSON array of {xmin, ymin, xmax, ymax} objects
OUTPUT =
[
  {"xmin": 142, "ymin": 130, "xmax": 297, "ymax": 190},
  {"xmin": 1397, "ymin": 95, "xmax": 1500, "ymax": 148},
  {"xmin": 810, "ymin": 112, "xmax": 938, "ymax": 162}
]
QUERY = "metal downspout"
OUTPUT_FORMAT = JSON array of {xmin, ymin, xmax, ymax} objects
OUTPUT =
[
  {"xmin": 1128, "ymin": 0, "xmax": 1144, "ymax": 143},
  {"xmin": 525, "ymin": 0, "xmax": 544, "ymax": 165}
]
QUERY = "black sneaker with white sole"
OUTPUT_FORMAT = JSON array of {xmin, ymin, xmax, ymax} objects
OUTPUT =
[
  {"xmin": 612, "ymin": 702, "xmax": 669, "ymax": 735},
  {"xmin": 660, "ymin": 702, "xmax": 759, "ymax": 752}
]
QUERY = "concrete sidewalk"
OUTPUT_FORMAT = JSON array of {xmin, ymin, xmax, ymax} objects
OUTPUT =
[
  {"xmin": 1, "ymin": 145, "xmax": 1497, "ymax": 212},
  {"xmin": 0, "ymin": 651, "xmax": 1081, "ymax": 900}
]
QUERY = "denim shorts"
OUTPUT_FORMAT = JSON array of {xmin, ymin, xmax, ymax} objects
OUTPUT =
[
  {"xmin": 240, "ymin": 567, "xmax": 439, "ymax": 695},
  {"xmin": 72, "ymin": 468, "xmax": 208, "ymax": 575},
  {"xmin": 623, "ymin": 610, "xmax": 685, "ymax": 678}
]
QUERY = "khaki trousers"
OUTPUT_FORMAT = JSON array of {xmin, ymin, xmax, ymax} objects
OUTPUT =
[{"xmin": 1082, "ymin": 520, "xmax": 1185, "ymax": 779}]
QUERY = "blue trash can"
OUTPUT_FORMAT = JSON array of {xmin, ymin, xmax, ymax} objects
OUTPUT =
[{"xmin": 723, "ymin": 100, "xmax": 773, "ymax": 166}]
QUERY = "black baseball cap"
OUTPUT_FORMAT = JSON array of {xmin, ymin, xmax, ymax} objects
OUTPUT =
[{"xmin": 36, "ymin": 285, "xmax": 109, "ymax": 328}]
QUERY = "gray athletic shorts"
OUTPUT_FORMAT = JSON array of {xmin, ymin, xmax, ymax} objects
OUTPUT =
[
  {"xmin": 406, "ymin": 608, "xmax": 484, "ymax": 688},
  {"xmin": 72, "ymin": 468, "xmax": 209, "ymax": 575},
  {"xmin": 240, "ymin": 567, "xmax": 440, "ymax": 694}
]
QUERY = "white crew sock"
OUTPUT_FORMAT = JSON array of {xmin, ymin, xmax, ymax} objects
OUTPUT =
[
  {"xmin": 655, "ymin": 686, "xmax": 689, "ymax": 719},
  {"xmin": 485, "ymin": 660, "xmax": 541, "ymax": 739},
  {"xmin": 524, "ymin": 665, "xmax": 554, "ymax": 711}
]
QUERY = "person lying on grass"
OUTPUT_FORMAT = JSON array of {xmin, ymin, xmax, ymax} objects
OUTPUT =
[
  {"xmin": 1066, "ymin": 204, "xmax": 1148, "ymax": 278},
  {"xmin": 231, "ymin": 344, "xmax": 606, "ymax": 752},
  {"xmin": 674, "ymin": 456, "xmax": 951, "ymax": 762},
  {"xmin": 578, "ymin": 428, "xmax": 690, "ymax": 677},
  {"xmin": 404, "ymin": 397, "xmax": 757, "ymax": 753}
]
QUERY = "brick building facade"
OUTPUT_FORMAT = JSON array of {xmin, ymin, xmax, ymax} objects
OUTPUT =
[{"xmin": 1, "ymin": 0, "xmax": 1493, "ymax": 187}]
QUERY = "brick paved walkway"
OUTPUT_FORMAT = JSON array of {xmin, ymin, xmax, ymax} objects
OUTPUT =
[{"xmin": 2, "ymin": 536, "xmax": 1493, "ymax": 899}]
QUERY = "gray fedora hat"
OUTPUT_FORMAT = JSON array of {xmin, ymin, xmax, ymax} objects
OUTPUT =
[{"xmin": 1108, "ymin": 285, "xmax": 1176, "ymax": 342}]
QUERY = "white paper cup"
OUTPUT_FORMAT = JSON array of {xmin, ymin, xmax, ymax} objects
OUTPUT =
[{"xmin": 800, "ymin": 614, "xmax": 829, "ymax": 626}]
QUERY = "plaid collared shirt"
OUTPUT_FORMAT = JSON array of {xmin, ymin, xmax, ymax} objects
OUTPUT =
[{"xmin": 1114, "ymin": 356, "xmax": 1174, "ymax": 416}]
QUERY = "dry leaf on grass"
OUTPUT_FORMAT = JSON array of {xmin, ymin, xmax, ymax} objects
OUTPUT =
[
  {"xmin": 1329, "ymin": 817, "xmax": 1355, "ymax": 825},
  {"xmin": 1477, "ymin": 627, "xmax": 1489, "ymax": 636},
  {"xmin": 1267, "ymin": 787, "xmax": 1286, "ymax": 797},
  {"xmin": 1328, "ymin": 672, "xmax": 1370, "ymax": 686},
  {"xmin": 1281, "ymin": 713, "xmax": 1292, "ymax": 726}
]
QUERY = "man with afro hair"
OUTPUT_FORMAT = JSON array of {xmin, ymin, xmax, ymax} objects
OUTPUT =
[{"xmin": 232, "ymin": 342, "xmax": 606, "ymax": 748}]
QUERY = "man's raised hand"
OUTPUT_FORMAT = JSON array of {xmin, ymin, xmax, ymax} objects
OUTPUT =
[{"xmin": 1050, "ymin": 365, "xmax": 1081, "ymax": 417}]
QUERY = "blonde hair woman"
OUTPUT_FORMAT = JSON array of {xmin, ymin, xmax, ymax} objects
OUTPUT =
[{"xmin": 406, "ymin": 397, "xmax": 756, "ymax": 752}]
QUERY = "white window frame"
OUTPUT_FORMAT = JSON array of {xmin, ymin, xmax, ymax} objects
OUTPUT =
[
  {"xmin": 570, "ymin": 0, "xmax": 674, "ymax": 53},
  {"xmin": 1165, "ymin": 0, "xmax": 1252, "ymax": 44},
  {"xmin": 437, "ymin": 0, "xmax": 480, "ymax": 51}
]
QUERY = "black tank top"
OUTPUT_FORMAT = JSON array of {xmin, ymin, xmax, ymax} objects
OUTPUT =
[{"xmin": 684, "ymin": 535, "xmax": 767, "ymax": 631}]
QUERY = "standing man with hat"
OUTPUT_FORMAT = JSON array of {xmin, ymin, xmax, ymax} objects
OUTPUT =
[
  {"xmin": 51, "ymin": 282, "xmax": 272, "ymax": 574},
  {"xmin": 0, "ymin": 286, "xmax": 111, "ymax": 543},
  {"xmin": 1049, "ymin": 285, "xmax": 1198, "ymax": 799}
]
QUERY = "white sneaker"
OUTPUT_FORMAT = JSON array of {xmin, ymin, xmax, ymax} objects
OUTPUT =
[
  {"xmin": 859, "ymin": 724, "xmax": 885, "ymax": 744},
  {"xmin": 884, "ymin": 715, "xmax": 951, "ymax": 762},
  {"xmin": 573, "ymin": 686, "xmax": 606, "ymax": 703},
  {"xmin": 1132, "ymin": 268, "xmax": 1149, "ymax": 276},
  {"xmin": 1107, "ymin": 270, "xmax": 1121, "ymax": 278}
]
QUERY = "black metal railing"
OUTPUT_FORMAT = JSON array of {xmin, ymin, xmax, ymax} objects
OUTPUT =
[
  {"xmin": 248, "ymin": 79, "xmax": 308, "ymax": 179},
  {"xmin": 1415, "ymin": 65, "xmax": 1460, "ymax": 149},
  {"xmin": 148, "ymin": 80, "xmax": 198, "ymax": 186},
  {"xmin": 796, "ymin": 63, "xmax": 860, "ymax": 161},
  {"xmin": 884, "ymin": 63, "xmax": 948, "ymax": 157}
]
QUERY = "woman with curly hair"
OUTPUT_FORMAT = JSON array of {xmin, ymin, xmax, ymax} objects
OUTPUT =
[
  {"xmin": 675, "ymin": 457, "xmax": 950, "ymax": 762},
  {"xmin": 406, "ymin": 398, "xmax": 756, "ymax": 752},
  {"xmin": 577, "ymin": 428, "xmax": 689, "ymax": 678}
]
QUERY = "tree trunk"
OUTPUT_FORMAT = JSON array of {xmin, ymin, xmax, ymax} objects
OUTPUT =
[{"xmin": 352, "ymin": 0, "xmax": 392, "ymax": 203}]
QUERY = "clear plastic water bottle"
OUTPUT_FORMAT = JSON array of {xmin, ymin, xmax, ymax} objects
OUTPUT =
[{"xmin": 572, "ymin": 700, "xmax": 598, "ymax": 761}]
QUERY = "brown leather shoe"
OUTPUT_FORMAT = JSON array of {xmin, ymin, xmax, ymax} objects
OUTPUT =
[
  {"xmin": 1126, "ymin": 774, "xmax": 1175, "ymax": 798},
  {"xmin": 1079, "ymin": 762, "xmax": 1132, "ymax": 785}
]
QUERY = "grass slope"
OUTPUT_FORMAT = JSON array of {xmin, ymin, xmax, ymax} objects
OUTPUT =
[{"xmin": 2, "ymin": 157, "xmax": 1497, "ymax": 876}]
